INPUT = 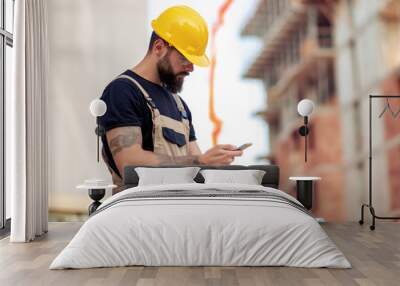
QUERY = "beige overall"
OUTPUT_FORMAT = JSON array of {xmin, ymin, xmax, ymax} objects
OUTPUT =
[{"xmin": 102, "ymin": 74, "xmax": 191, "ymax": 194}]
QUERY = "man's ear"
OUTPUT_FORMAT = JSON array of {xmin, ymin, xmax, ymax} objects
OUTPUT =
[{"xmin": 152, "ymin": 39, "xmax": 168, "ymax": 58}]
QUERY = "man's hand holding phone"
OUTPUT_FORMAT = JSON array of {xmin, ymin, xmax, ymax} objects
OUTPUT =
[
  {"xmin": 198, "ymin": 143, "xmax": 252, "ymax": 165},
  {"xmin": 235, "ymin": 143, "xmax": 252, "ymax": 151}
]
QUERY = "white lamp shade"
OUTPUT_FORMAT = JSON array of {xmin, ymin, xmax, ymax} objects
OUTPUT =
[
  {"xmin": 89, "ymin": 99, "xmax": 107, "ymax": 117},
  {"xmin": 297, "ymin": 99, "xmax": 314, "ymax": 117}
]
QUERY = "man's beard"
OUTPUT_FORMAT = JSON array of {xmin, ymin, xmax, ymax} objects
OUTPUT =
[{"xmin": 157, "ymin": 54, "xmax": 188, "ymax": 94}]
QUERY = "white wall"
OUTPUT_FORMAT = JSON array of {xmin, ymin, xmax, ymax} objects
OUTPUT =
[{"xmin": 47, "ymin": 0, "xmax": 148, "ymax": 212}]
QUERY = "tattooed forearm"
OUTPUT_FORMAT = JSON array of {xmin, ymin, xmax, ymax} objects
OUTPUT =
[
  {"xmin": 156, "ymin": 154, "xmax": 202, "ymax": 166},
  {"xmin": 109, "ymin": 127, "xmax": 142, "ymax": 156}
]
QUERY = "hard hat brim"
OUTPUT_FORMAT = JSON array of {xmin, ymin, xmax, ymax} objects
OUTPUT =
[{"xmin": 179, "ymin": 49, "xmax": 210, "ymax": 67}]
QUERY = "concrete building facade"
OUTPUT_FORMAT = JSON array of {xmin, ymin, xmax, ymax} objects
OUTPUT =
[
  {"xmin": 241, "ymin": 0, "xmax": 400, "ymax": 221},
  {"xmin": 335, "ymin": 0, "xmax": 400, "ymax": 220}
]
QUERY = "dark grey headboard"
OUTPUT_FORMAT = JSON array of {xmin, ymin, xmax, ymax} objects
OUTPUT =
[{"xmin": 123, "ymin": 165, "xmax": 279, "ymax": 189}]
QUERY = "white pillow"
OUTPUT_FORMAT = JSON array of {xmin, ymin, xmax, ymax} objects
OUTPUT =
[
  {"xmin": 135, "ymin": 167, "xmax": 201, "ymax": 186},
  {"xmin": 200, "ymin": 169, "xmax": 266, "ymax": 185}
]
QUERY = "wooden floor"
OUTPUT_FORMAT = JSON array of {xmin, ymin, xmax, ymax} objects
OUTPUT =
[{"xmin": 0, "ymin": 222, "xmax": 399, "ymax": 286}]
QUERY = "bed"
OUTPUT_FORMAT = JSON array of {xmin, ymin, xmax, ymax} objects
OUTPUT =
[{"xmin": 50, "ymin": 165, "xmax": 351, "ymax": 269}]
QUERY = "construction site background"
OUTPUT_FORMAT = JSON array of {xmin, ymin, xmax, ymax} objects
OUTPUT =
[{"xmin": 242, "ymin": 0, "xmax": 400, "ymax": 221}]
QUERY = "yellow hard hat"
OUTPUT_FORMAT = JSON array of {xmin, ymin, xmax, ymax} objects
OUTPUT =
[{"xmin": 151, "ymin": 5, "xmax": 210, "ymax": 67}]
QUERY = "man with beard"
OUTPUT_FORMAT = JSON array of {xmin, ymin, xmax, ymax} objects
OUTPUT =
[{"xmin": 99, "ymin": 6, "xmax": 243, "ymax": 193}]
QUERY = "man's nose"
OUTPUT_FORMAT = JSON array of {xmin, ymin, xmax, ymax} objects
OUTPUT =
[{"xmin": 184, "ymin": 63, "xmax": 194, "ymax": 73}]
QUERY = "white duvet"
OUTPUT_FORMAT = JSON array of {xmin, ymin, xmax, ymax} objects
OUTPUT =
[{"xmin": 50, "ymin": 183, "xmax": 351, "ymax": 269}]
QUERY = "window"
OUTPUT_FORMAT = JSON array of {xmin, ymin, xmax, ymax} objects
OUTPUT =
[{"xmin": 1, "ymin": 0, "xmax": 14, "ymax": 234}]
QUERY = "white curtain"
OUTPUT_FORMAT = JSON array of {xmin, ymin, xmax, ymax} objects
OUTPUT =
[{"xmin": 9, "ymin": 0, "xmax": 49, "ymax": 242}]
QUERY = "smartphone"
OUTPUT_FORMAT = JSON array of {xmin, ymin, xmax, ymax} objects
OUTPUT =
[{"xmin": 236, "ymin": 143, "xmax": 252, "ymax": 151}]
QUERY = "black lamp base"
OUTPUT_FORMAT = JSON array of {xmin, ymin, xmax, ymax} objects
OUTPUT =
[{"xmin": 299, "ymin": 126, "xmax": 309, "ymax": 136}]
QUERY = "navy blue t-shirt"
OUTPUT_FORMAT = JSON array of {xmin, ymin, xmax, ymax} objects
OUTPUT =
[{"xmin": 99, "ymin": 70, "xmax": 197, "ymax": 176}]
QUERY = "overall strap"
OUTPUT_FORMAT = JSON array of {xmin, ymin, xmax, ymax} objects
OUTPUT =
[
  {"xmin": 117, "ymin": 74, "xmax": 160, "ymax": 117},
  {"xmin": 171, "ymin": 93, "xmax": 189, "ymax": 120}
]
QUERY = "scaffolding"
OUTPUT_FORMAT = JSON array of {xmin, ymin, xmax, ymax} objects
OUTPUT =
[{"xmin": 242, "ymin": 0, "xmax": 336, "ymax": 145}]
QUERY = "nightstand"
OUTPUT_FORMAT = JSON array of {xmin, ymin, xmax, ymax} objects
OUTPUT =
[
  {"xmin": 289, "ymin": 176, "xmax": 321, "ymax": 210},
  {"xmin": 77, "ymin": 179, "xmax": 116, "ymax": 215}
]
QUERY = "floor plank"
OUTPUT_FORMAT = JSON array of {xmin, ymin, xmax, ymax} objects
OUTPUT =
[{"xmin": 0, "ymin": 222, "xmax": 399, "ymax": 286}]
